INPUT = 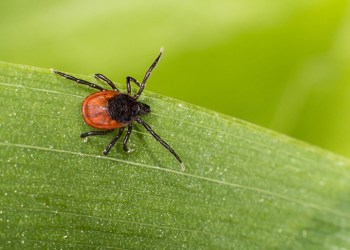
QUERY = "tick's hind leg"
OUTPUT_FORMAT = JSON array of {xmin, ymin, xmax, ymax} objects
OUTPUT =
[
  {"xmin": 80, "ymin": 130, "xmax": 114, "ymax": 138},
  {"xmin": 54, "ymin": 70, "xmax": 105, "ymax": 91},
  {"xmin": 103, "ymin": 128, "xmax": 125, "ymax": 155}
]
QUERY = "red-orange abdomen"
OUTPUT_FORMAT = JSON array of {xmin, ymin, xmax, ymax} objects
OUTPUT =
[{"xmin": 82, "ymin": 91, "xmax": 127, "ymax": 129}]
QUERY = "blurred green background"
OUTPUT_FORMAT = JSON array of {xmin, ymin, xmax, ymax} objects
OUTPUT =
[{"xmin": 1, "ymin": 0, "xmax": 349, "ymax": 157}]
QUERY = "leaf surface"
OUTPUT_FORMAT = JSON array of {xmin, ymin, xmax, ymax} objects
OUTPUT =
[{"xmin": 0, "ymin": 62, "xmax": 349, "ymax": 249}]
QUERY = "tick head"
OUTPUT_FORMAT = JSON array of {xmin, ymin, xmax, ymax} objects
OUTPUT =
[{"xmin": 137, "ymin": 102, "xmax": 151, "ymax": 116}]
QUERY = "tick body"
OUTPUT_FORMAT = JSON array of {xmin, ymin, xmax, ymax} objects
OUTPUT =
[
  {"xmin": 82, "ymin": 91, "xmax": 123, "ymax": 129},
  {"xmin": 54, "ymin": 49, "xmax": 185, "ymax": 171}
]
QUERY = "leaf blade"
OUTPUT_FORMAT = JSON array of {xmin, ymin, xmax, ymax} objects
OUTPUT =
[{"xmin": 0, "ymin": 61, "xmax": 350, "ymax": 249}]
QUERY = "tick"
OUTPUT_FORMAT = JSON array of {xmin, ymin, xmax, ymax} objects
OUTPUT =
[{"xmin": 54, "ymin": 48, "xmax": 184, "ymax": 171}]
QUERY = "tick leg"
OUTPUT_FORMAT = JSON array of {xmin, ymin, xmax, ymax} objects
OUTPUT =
[
  {"xmin": 80, "ymin": 130, "xmax": 114, "ymax": 138},
  {"xmin": 95, "ymin": 73, "xmax": 119, "ymax": 91},
  {"xmin": 54, "ymin": 70, "xmax": 105, "ymax": 91},
  {"xmin": 103, "ymin": 128, "xmax": 125, "ymax": 155},
  {"xmin": 126, "ymin": 77, "xmax": 141, "ymax": 94},
  {"xmin": 123, "ymin": 124, "xmax": 133, "ymax": 152},
  {"xmin": 134, "ymin": 48, "xmax": 163, "ymax": 100},
  {"xmin": 137, "ymin": 118, "xmax": 185, "ymax": 171}
]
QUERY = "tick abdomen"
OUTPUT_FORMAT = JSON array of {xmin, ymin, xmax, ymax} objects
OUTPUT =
[{"xmin": 82, "ymin": 91, "xmax": 126, "ymax": 129}]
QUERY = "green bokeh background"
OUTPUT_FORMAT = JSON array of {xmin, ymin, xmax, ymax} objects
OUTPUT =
[{"xmin": 1, "ymin": 0, "xmax": 349, "ymax": 157}]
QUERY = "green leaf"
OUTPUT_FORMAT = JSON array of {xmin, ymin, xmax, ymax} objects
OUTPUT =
[{"xmin": 1, "ymin": 61, "xmax": 350, "ymax": 249}]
